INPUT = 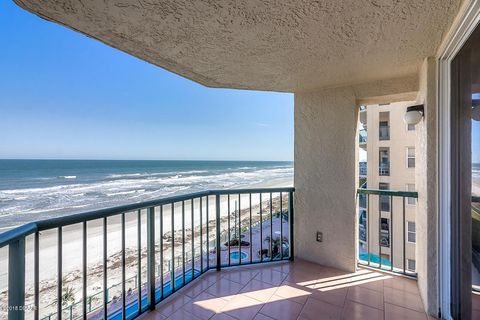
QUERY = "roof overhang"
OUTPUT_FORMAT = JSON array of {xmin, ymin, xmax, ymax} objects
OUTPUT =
[{"xmin": 13, "ymin": 0, "xmax": 462, "ymax": 92}]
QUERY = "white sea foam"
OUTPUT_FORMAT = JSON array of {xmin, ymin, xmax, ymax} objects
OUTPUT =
[{"xmin": 0, "ymin": 165, "xmax": 293, "ymax": 225}]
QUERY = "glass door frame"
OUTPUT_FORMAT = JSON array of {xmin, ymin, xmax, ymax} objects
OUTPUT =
[{"xmin": 438, "ymin": 1, "xmax": 480, "ymax": 318}]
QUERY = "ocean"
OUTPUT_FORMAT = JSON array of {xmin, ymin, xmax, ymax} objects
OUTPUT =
[{"xmin": 0, "ymin": 160, "xmax": 293, "ymax": 228}]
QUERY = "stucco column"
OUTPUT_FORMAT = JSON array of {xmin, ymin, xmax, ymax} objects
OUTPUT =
[
  {"xmin": 294, "ymin": 87, "xmax": 358, "ymax": 272},
  {"xmin": 415, "ymin": 57, "xmax": 438, "ymax": 316}
]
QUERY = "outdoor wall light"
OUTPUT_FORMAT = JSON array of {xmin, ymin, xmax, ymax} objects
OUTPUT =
[{"xmin": 403, "ymin": 104, "xmax": 424, "ymax": 126}]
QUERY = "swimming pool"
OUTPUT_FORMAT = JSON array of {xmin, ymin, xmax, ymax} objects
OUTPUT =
[
  {"xmin": 358, "ymin": 252, "xmax": 391, "ymax": 267},
  {"xmin": 230, "ymin": 251, "xmax": 248, "ymax": 260}
]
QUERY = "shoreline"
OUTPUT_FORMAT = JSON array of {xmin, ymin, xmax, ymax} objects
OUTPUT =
[
  {"xmin": 0, "ymin": 177, "xmax": 293, "ymax": 234},
  {"xmin": 0, "ymin": 179, "xmax": 291, "ymax": 319}
]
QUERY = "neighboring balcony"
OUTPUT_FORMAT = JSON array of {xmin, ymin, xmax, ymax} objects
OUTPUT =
[
  {"xmin": 359, "ymin": 129, "xmax": 367, "ymax": 150},
  {"xmin": 379, "ymin": 125, "xmax": 390, "ymax": 141},
  {"xmin": 379, "ymin": 163, "xmax": 390, "ymax": 176}
]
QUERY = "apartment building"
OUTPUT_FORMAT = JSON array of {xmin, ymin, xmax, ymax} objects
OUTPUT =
[{"xmin": 359, "ymin": 102, "xmax": 417, "ymax": 274}]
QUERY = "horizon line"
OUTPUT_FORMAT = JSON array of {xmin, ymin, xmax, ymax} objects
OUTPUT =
[{"xmin": 0, "ymin": 158, "xmax": 294, "ymax": 162}]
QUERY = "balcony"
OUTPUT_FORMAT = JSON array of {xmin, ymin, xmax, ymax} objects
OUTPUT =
[
  {"xmin": 359, "ymin": 129, "xmax": 367, "ymax": 150},
  {"xmin": 379, "ymin": 126, "xmax": 390, "ymax": 141},
  {"xmin": 0, "ymin": 188, "xmax": 295, "ymax": 320},
  {"xmin": 379, "ymin": 164, "xmax": 390, "ymax": 176},
  {"xmin": 357, "ymin": 188, "xmax": 418, "ymax": 275},
  {"xmin": 145, "ymin": 259, "xmax": 426, "ymax": 320},
  {"xmin": 0, "ymin": 187, "xmax": 427, "ymax": 320}
]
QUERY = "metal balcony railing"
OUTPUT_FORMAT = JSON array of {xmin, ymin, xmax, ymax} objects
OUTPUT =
[
  {"xmin": 359, "ymin": 129, "xmax": 367, "ymax": 144},
  {"xmin": 379, "ymin": 164, "xmax": 390, "ymax": 176},
  {"xmin": 356, "ymin": 188, "xmax": 418, "ymax": 276},
  {"xmin": 0, "ymin": 187, "xmax": 294, "ymax": 320}
]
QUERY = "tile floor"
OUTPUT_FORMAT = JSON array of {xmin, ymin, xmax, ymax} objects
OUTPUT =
[{"xmin": 138, "ymin": 259, "xmax": 430, "ymax": 320}]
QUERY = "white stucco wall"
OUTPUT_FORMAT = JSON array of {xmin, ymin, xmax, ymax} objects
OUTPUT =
[
  {"xmin": 294, "ymin": 87, "xmax": 358, "ymax": 272},
  {"xmin": 415, "ymin": 57, "xmax": 438, "ymax": 316}
]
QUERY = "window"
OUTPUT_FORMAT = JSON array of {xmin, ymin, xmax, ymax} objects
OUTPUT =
[
  {"xmin": 407, "ymin": 221, "xmax": 416, "ymax": 243},
  {"xmin": 379, "ymin": 183, "xmax": 390, "ymax": 212},
  {"xmin": 379, "ymin": 148, "xmax": 390, "ymax": 176},
  {"xmin": 379, "ymin": 120, "xmax": 390, "ymax": 140},
  {"xmin": 407, "ymin": 123, "xmax": 415, "ymax": 131},
  {"xmin": 380, "ymin": 217, "xmax": 390, "ymax": 247},
  {"xmin": 407, "ymin": 147, "xmax": 415, "ymax": 168},
  {"xmin": 407, "ymin": 259, "xmax": 416, "ymax": 272},
  {"xmin": 406, "ymin": 184, "xmax": 416, "ymax": 205}
]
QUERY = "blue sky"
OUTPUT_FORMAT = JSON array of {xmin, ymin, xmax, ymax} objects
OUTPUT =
[
  {"xmin": 0, "ymin": 1, "xmax": 478, "ymax": 164},
  {"xmin": 0, "ymin": 1, "xmax": 293, "ymax": 161}
]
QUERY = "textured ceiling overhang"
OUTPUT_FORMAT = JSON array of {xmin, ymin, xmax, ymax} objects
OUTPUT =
[{"xmin": 13, "ymin": 0, "xmax": 461, "ymax": 92}]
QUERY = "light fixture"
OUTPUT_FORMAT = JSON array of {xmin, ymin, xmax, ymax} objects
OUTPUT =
[{"xmin": 403, "ymin": 104, "xmax": 424, "ymax": 126}]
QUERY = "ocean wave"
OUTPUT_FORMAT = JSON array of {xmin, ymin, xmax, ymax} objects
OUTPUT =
[
  {"xmin": 58, "ymin": 176, "xmax": 77, "ymax": 179},
  {"xmin": 0, "ymin": 165, "xmax": 293, "ymax": 224}
]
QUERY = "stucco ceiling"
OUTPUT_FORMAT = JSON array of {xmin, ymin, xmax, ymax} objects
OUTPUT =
[{"xmin": 14, "ymin": 0, "xmax": 461, "ymax": 92}]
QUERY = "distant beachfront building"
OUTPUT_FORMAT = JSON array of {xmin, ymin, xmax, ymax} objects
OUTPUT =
[{"xmin": 358, "ymin": 102, "xmax": 417, "ymax": 273}]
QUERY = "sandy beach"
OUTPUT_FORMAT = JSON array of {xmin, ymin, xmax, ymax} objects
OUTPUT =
[{"xmin": 0, "ymin": 178, "xmax": 292, "ymax": 320}]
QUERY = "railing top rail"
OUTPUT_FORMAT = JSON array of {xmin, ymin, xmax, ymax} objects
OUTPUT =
[
  {"xmin": 0, "ymin": 222, "xmax": 37, "ymax": 247},
  {"xmin": 0, "ymin": 187, "xmax": 295, "ymax": 248},
  {"xmin": 357, "ymin": 188, "xmax": 418, "ymax": 198}
]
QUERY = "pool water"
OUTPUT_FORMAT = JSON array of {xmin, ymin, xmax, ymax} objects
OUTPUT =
[
  {"xmin": 230, "ymin": 251, "xmax": 248, "ymax": 260},
  {"xmin": 359, "ymin": 252, "xmax": 391, "ymax": 267}
]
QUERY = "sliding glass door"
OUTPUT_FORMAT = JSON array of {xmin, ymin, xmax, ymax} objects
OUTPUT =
[{"xmin": 450, "ymin": 22, "xmax": 480, "ymax": 319}]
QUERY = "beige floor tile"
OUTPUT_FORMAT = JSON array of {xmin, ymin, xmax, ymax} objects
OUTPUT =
[
  {"xmin": 221, "ymin": 294, "xmax": 264, "ymax": 320},
  {"xmin": 156, "ymin": 294, "xmax": 192, "ymax": 318},
  {"xmin": 180, "ymin": 277, "xmax": 217, "ymax": 299},
  {"xmin": 181, "ymin": 291, "xmax": 227, "ymax": 320},
  {"xmin": 205, "ymin": 278, "xmax": 245, "ymax": 300},
  {"xmin": 383, "ymin": 277, "xmax": 420, "ymax": 295},
  {"xmin": 357, "ymin": 278, "xmax": 384, "ymax": 293},
  {"xmin": 239, "ymin": 279, "xmax": 278, "ymax": 302},
  {"xmin": 274, "ymin": 282, "xmax": 311, "ymax": 305},
  {"xmin": 342, "ymin": 300, "xmax": 384, "ymax": 320},
  {"xmin": 210, "ymin": 313, "xmax": 238, "ymax": 320},
  {"xmin": 258, "ymin": 295, "xmax": 304, "ymax": 320},
  {"xmin": 139, "ymin": 310, "xmax": 167, "ymax": 320},
  {"xmin": 255, "ymin": 269, "xmax": 287, "ymax": 286},
  {"xmin": 384, "ymin": 287, "xmax": 424, "ymax": 313},
  {"xmin": 346, "ymin": 286, "xmax": 384, "ymax": 310},
  {"xmin": 167, "ymin": 308, "xmax": 201, "ymax": 320},
  {"xmin": 253, "ymin": 313, "xmax": 275, "ymax": 320},
  {"xmin": 298, "ymin": 297, "xmax": 343, "ymax": 320},
  {"xmin": 222, "ymin": 268, "xmax": 260, "ymax": 284},
  {"xmin": 309, "ymin": 287, "xmax": 348, "ymax": 307},
  {"xmin": 385, "ymin": 303, "xmax": 427, "ymax": 320},
  {"xmin": 270, "ymin": 262, "xmax": 292, "ymax": 274}
]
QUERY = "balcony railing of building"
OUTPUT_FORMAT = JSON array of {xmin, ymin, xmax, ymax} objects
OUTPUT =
[
  {"xmin": 379, "ymin": 125, "xmax": 390, "ymax": 140},
  {"xmin": 379, "ymin": 163, "xmax": 390, "ymax": 176},
  {"xmin": 357, "ymin": 188, "xmax": 418, "ymax": 277},
  {"xmin": 0, "ymin": 187, "xmax": 294, "ymax": 320},
  {"xmin": 359, "ymin": 129, "xmax": 367, "ymax": 144}
]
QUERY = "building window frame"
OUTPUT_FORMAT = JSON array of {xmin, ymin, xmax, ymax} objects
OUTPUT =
[
  {"xmin": 407, "ymin": 221, "xmax": 416, "ymax": 244},
  {"xmin": 407, "ymin": 258, "xmax": 416, "ymax": 272},
  {"xmin": 406, "ymin": 147, "xmax": 415, "ymax": 168}
]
